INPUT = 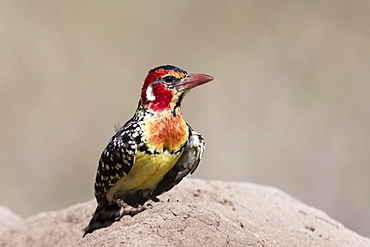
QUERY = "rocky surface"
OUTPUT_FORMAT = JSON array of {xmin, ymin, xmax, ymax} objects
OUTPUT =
[{"xmin": 1, "ymin": 178, "xmax": 369, "ymax": 247}]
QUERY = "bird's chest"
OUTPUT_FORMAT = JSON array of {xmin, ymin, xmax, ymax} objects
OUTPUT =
[
  {"xmin": 106, "ymin": 149, "xmax": 183, "ymax": 200},
  {"xmin": 142, "ymin": 113, "xmax": 188, "ymax": 153}
]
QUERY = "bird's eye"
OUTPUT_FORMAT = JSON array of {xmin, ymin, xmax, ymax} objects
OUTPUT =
[{"xmin": 163, "ymin": 75, "xmax": 175, "ymax": 83}]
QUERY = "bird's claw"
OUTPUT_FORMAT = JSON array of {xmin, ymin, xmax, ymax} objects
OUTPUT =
[{"xmin": 115, "ymin": 200, "xmax": 154, "ymax": 220}]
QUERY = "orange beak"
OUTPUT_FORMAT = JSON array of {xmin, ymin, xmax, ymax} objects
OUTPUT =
[{"xmin": 176, "ymin": 73, "xmax": 214, "ymax": 92}]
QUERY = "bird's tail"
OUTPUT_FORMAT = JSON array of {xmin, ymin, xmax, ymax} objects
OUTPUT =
[{"xmin": 83, "ymin": 201, "xmax": 120, "ymax": 237}]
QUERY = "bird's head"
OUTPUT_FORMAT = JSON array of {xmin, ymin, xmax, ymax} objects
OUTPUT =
[{"xmin": 140, "ymin": 65, "xmax": 213, "ymax": 113}]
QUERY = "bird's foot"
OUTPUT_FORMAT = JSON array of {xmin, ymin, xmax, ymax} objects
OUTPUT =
[{"xmin": 115, "ymin": 199, "xmax": 153, "ymax": 221}]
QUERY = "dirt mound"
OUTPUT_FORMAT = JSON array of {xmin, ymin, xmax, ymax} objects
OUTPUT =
[{"xmin": 1, "ymin": 178, "xmax": 369, "ymax": 247}]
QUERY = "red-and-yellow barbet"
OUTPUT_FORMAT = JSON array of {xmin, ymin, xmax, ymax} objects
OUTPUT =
[{"xmin": 84, "ymin": 65, "xmax": 213, "ymax": 236}]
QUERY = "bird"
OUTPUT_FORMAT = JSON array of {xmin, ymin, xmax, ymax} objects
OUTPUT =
[{"xmin": 84, "ymin": 65, "xmax": 213, "ymax": 236}]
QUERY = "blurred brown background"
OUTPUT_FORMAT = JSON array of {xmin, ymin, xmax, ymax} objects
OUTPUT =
[{"xmin": 1, "ymin": 0, "xmax": 369, "ymax": 237}]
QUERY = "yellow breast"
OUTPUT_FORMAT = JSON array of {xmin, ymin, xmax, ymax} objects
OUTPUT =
[{"xmin": 106, "ymin": 150, "xmax": 182, "ymax": 202}]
